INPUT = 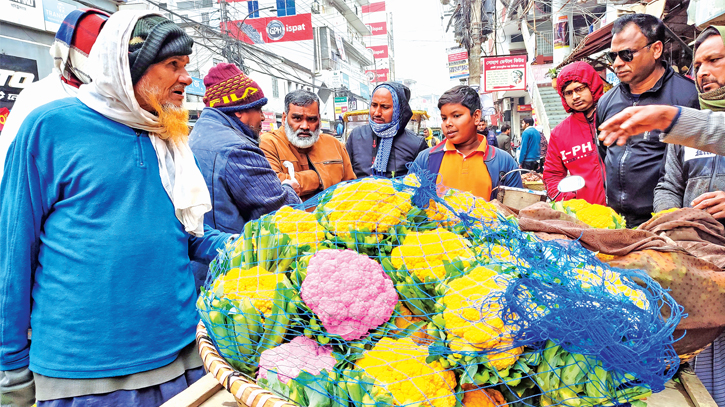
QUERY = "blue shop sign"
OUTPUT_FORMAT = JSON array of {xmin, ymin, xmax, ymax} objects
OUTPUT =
[{"xmin": 187, "ymin": 76, "xmax": 206, "ymax": 96}]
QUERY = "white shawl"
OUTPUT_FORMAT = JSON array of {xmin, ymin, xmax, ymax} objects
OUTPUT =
[{"xmin": 77, "ymin": 10, "xmax": 211, "ymax": 237}]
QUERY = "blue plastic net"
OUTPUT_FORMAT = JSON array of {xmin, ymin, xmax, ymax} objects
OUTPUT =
[{"xmin": 197, "ymin": 167, "xmax": 683, "ymax": 407}]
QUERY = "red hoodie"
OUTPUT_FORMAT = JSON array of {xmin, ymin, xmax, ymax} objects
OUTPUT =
[{"xmin": 543, "ymin": 61, "xmax": 607, "ymax": 205}]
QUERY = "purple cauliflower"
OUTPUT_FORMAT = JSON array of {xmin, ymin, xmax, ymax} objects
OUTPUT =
[
  {"xmin": 300, "ymin": 249, "xmax": 398, "ymax": 340},
  {"xmin": 258, "ymin": 336, "xmax": 336, "ymax": 384}
]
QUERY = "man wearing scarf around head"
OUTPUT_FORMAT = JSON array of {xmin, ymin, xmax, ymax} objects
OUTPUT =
[
  {"xmin": 346, "ymin": 82, "xmax": 428, "ymax": 178},
  {"xmin": 652, "ymin": 26, "xmax": 725, "ymax": 405},
  {"xmin": 0, "ymin": 11, "xmax": 234, "ymax": 406},
  {"xmin": 0, "ymin": 8, "xmax": 109, "ymax": 179}
]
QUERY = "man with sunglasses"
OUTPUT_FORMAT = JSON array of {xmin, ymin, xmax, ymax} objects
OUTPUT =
[{"xmin": 596, "ymin": 13, "xmax": 698, "ymax": 227}]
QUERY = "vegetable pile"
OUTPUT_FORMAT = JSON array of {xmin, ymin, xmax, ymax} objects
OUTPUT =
[{"xmin": 198, "ymin": 176, "xmax": 683, "ymax": 407}]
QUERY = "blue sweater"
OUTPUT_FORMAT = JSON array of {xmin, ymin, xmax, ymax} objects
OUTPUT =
[
  {"xmin": 0, "ymin": 98, "xmax": 231, "ymax": 378},
  {"xmin": 519, "ymin": 127, "xmax": 541, "ymax": 163}
]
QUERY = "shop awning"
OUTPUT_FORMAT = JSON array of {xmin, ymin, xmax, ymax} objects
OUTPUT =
[{"xmin": 556, "ymin": 22, "xmax": 614, "ymax": 69}]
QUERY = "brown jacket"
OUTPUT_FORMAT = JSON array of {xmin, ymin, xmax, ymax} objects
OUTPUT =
[{"xmin": 260, "ymin": 128, "xmax": 356, "ymax": 200}]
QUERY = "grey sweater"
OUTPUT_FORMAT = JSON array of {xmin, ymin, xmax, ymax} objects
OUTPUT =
[{"xmin": 663, "ymin": 107, "xmax": 725, "ymax": 155}]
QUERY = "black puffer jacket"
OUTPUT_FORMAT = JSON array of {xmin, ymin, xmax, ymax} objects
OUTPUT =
[
  {"xmin": 596, "ymin": 64, "xmax": 699, "ymax": 227},
  {"xmin": 345, "ymin": 82, "xmax": 428, "ymax": 178}
]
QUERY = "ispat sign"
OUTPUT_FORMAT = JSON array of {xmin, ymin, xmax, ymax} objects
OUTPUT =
[
  {"xmin": 0, "ymin": 55, "xmax": 38, "ymax": 110},
  {"xmin": 224, "ymin": 13, "xmax": 313, "ymax": 44},
  {"xmin": 367, "ymin": 45, "xmax": 388, "ymax": 59}
]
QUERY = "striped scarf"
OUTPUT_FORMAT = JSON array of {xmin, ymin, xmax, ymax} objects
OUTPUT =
[{"xmin": 369, "ymin": 84, "xmax": 401, "ymax": 176}]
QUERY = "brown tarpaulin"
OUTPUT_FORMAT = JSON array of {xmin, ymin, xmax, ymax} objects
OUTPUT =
[{"xmin": 514, "ymin": 203, "xmax": 725, "ymax": 356}]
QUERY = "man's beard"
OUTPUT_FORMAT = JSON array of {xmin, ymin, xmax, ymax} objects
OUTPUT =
[
  {"xmin": 137, "ymin": 84, "xmax": 190, "ymax": 144},
  {"xmin": 699, "ymin": 76, "xmax": 725, "ymax": 93},
  {"xmin": 285, "ymin": 121, "xmax": 320, "ymax": 149}
]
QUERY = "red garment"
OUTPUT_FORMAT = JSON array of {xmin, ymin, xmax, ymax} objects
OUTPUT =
[
  {"xmin": 543, "ymin": 61, "xmax": 606, "ymax": 204},
  {"xmin": 544, "ymin": 113, "xmax": 606, "ymax": 204}
]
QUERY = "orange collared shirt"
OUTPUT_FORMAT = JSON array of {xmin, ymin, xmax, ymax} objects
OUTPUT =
[{"xmin": 437, "ymin": 135, "xmax": 493, "ymax": 200}]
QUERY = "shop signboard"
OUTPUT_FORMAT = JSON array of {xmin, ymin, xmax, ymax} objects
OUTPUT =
[
  {"xmin": 362, "ymin": 1, "xmax": 385, "ymax": 13},
  {"xmin": 367, "ymin": 45, "xmax": 389, "ymax": 59},
  {"xmin": 1, "ymin": 0, "xmax": 46, "ymax": 30},
  {"xmin": 341, "ymin": 72, "xmax": 350, "ymax": 89},
  {"xmin": 360, "ymin": 82, "xmax": 370, "ymax": 99},
  {"xmin": 335, "ymin": 33, "xmax": 347, "ymax": 62},
  {"xmin": 334, "ymin": 96, "xmax": 348, "ymax": 115},
  {"xmin": 482, "ymin": 55, "xmax": 527, "ymax": 93},
  {"xmin": 43, "ymin": 0, "xmax": 77, "ymax": 32},
  {"xmin": 365, "ymin": 69, "xmax": 389, "ymax": 83},
  {"xmin": 0, "ymin": 54, "xmax": 39, "ymax": 110},
  {"xmin": 517, "ymin": 104, "xmax": 533, "ymax": 112},
  {"xmin": 366, "ymin": 21, "xmax": 387, "ymax": 36},
  {"xmin": 224, "ymin": 13, "xmax": 313, "ymax": 45},
  {"xmin": 447, "ymin": 47, "xmax": 469, "ymax": 80},
  {"xmin": 261, "ymin": 111, "xmax": 276, "ymax": 132},
  {"xmin": 186, "ymin": 76, "xmax": 206, "ymax": 96}
]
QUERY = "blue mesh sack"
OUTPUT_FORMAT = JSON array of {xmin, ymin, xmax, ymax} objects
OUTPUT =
[{"xmin": 197, "ymin": 169, "xmax": 683, "ymax": 407}]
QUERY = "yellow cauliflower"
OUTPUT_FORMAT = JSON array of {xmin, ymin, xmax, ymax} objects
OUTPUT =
[
  {"xmin": 557, "ymin": 199, "xmax": 626, "ymax": 229},
  {"xmin": 575, "ymin": 265, "xmax": 648, "ymax": 310},
  {"xmin": 319, "ymin": 179, "xmax": 412, "ymax": 240},
  {"xmin": 443, "ymin": 267, "xmax": 515, "ymax": 351},
  {"xmin": 355, "ymin": 337, "xmax": 458, "ymax": 407},
  {"xmin": 211, "ymin": 266, "xmax": 284, "ymax": 316},
  {"xmin": 424, "ymin": 190, "xmax": 501, "ymax": 226},
  {"xmin": 272, "ymin": 206, "xmax": 325, "ymax": 249},
  {"xmin": 391, "ymin": 228, "xmax": 476, "ymax": 282}
]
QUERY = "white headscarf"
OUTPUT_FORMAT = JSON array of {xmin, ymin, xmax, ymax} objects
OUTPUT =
[{"xmin": 77, "ymin": 10, "xmax": 211, "ymax": 237}]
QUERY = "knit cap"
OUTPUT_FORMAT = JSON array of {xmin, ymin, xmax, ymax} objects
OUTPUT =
[
  {"xmin": 203, "ymin": 63, "xmax": 268, "ymax": 112},
  {"xmin": 128, "ymin": 15, "xmax": 194, "ymax": 84}
]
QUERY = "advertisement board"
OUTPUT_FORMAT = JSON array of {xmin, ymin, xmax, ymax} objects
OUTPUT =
[
  {"xmin": 367, "ymin": 45, "xmax": 389, "ymax": 59},
  {"xmin": 362, "ymin": 1, "xmax": 385, "ymax": 13},
  {"xmin": 261, "ymin": 111, "xmax": 277, "ymax": 132},
  {"xmin": 0, "ymin": 54, "xmax": 39, "ymax": 110},
  {"xmin": 447, "ymin": 47, "xmax": 469, "ymax": 80},
  {"xmin": 1, "ymin": 0, "xmax": 46, "ymax": 30},
  {"xmin": 365, "ymin": 69, "xmax": 389, "ymax": 83},
  {"xmin": 43, "ymin": 0, "xmax": 77, "ymax": 32},
  {"xmin": 186, "ymin": 76, "xmax": 206, "ymax": 96},
  {"xmin": 334, "ymin": 96, "xmax": 348, "ymax": 115},
  {"xmin": 335, "ymin": 33, "xmax": 347, "ymax": 62},
  {"xmin": 224, "ymin": 13, "xmax": 313, "ymax": 45},
  {"xmin": 482, "ymin": 55, "xmax": 527, "ymax": 93},
  {"xmin": 366, "ymin": 21, "xmax": 387, "ymax": 36}
]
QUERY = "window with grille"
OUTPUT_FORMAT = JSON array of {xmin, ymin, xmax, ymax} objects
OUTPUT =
[
  {"xmin": 276, "ymin": 0, "xmax": 296, "ymax": 16},
  {"xmin": 202, "ymin": 12, "xmax": 209, "ymax": 25},
  {"xmin": 272, "ymin": 77, "xmax": 279, "ymax": 98}
]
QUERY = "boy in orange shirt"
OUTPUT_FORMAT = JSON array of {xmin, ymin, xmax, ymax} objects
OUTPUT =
[{"xmin": 413, "ymin": 85, "xmax": 522, "ymax": 200}]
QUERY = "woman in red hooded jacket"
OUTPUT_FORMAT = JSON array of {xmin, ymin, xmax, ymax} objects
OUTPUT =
[{"xmin": 543, "ymin": 61, "xmax": 607, "ymax": 204}]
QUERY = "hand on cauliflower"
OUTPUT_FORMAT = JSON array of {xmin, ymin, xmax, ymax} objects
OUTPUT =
[{"xmin": 300, "ymin": 249, "xmax": 398, "ymax": 340}]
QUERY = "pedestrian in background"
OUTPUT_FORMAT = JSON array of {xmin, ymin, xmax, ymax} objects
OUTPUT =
[
  {"xmin": 496, "ymin": 124, "xmax": 512, "ymax": 156},
  {"xmin": 518, "ymin": 117, "xmax": 541, "ymax": 171}
]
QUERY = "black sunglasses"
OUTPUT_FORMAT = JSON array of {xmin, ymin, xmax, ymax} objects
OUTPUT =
[{"xmin": 606, "ymin": 41, "xmax": 658, "ymax": 63}]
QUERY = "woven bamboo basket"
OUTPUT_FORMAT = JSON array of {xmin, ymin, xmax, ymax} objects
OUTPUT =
[{"xmin": 196, "ymin": 321, "xmax": 299, "ymax": 407}]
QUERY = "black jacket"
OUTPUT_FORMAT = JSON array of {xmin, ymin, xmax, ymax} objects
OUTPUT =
[
  {"xmin": 345, "ymin": 82, "xmax": 428, "ymax": 178},
  {"xmin": 596, "ymin": 65, "xmax": 699, "ymax": 227}
]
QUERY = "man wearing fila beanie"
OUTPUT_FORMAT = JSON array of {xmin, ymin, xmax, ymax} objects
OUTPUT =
[{"xmin": 189, "ymin": 63, "xmax": 301, "ymax": 282}]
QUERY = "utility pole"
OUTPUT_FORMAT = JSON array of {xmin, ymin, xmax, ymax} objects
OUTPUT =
[{"xmin": 468, "ymin": 0, "xmax": 482, "ymax": 86}]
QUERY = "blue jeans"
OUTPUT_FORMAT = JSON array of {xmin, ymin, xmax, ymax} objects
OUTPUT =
[{"xmin": 38, "ymin": 367, "xmax": 205, "ymax": 407}]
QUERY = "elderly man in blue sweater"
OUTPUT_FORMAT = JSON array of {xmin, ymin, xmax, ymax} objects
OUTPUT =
[{"xmin": 0, "ymin": 11, "xmax": 235, "ymax": 406}]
